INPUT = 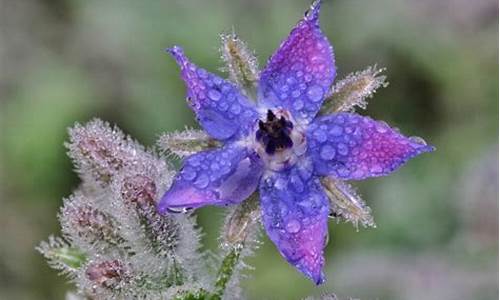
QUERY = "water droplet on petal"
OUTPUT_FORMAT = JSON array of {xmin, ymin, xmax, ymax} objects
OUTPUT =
[
  {"xmin": 285, "ymin": 219, "xmax": 302, "ymax": 234},
  {"xmin": 196, "ymin": 69, "xmax": 208, "ymax": 78},
  {"xmin": 208, "ymin": 89, "xmax": 222, "ymax": 101},
  {"xmin": 182, "ymin": 166, "xmax": 197, "ymax": 181},
  {"xmin": 313, "ymin": 129, "xmax": 327, "ymax": 142},
  {"xmin": 274, "ymin": 177, "xmax": 287, "ymax": 190},
  {"xmin": 230, "ymin": 104, "xmax": 241, "ymax": 114},
  {"xmin": 210, "ymin": 162, "xmax": 220, "ymax": 171},
  {"xmin": 409, "ymin": 136, "xmax": 427, "ymax": 145},
  {"xmin": 329, "ymin": 125, "xmax": 343, "ymax": 137},
  {"xmin": 293, "ymin": 100, "xmax": 304, "ymax": 110},
  {"xmin": 194, "ymin": 173, "xmax": 209, "ymax": 188},
  {"xmin": 306, "ymin": 85, "xmax": 324, "ymax": 102},
  {"xmin": 290, "ymin": 175, "xmax": 304, "ymax": 193},
  {"xmin": 337, "ymin": 167, "xmax": 350, "ymax": 177},
  {"xmin": 320, "ymin": 145, "xmax": 336, "ymax": 160},
  {"xmin": 370, "ymin": 165, "xmax": 383, "ymax": 174},
  {"xmin": 337, "ymin": 143, "xmax": 349, "ymax": 156},
  {"xmin": 376, "ymin": 122, "xmax": 388, "ymax": 133}
]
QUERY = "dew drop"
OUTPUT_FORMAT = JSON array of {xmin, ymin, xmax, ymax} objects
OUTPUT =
[
  {"xmin": 320, "ymin": 145, "xmax": 336, "ymax": 160},
  {"xmin": 194, "ymin": 173, "xmax": 209, "ymax": 188},
  {"xmin": 337, "ymin": 167, "xmax": 350, "ymax": 177},
  {"xmin": 196, "ymin": 69, "xmax": 208, "ymax": 78},
  {"xmin": 329, "ymin": 125, "xmax": 343, "ymax": 137},
  {"xmin": 409, "ymin": 136, "xmax": 427, "ymax": 145},
  {"xmin": 370, "ymin": 165, "xmax": 383, "ymax": 174},
  {"xmin": 210, "ymin": 162, "xmax": 220, "ymax": 171},
  {"xmin": 293, "ymin": 99, "xmax": 304, "ymax": 110},
  {"xmin": 285, "ymin": 219, "xmax": 301, "ymax": 234},
  {"xmin": 375, "ymin": 122, "xmax": 388, "ymax": 133},
  {"xmin": 181, "ymin": 166, "xmax": 197, "ymax": 181},
  {"xmin": 306, "ymin": 85, "xmax": 324, "ymax": 102},
  {"xmin": 230, "ymin": 104, "xmax": 241, "ymax": 114},
  {"xmin": 274, "ymin": 177, "xmax": 287, "ymax": 190},
  {"xmin": 208, "ymin": 89, "xmax": 222, "ymax": 101},
  {"xmin": 290, "ymin": 175, "xmax": 304, "ymax": 193},
  {"xmin": 313, "ymin": 129, "xmax": 327, "ymax": 142}
]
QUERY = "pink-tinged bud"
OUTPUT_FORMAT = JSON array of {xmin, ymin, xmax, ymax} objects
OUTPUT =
[
  {"xmin": 118, "ymin": 172, "xmax": 181, "ymax": 255},
  {"xmin": 66, "ymin": 119, "xmax": 151, "ymax": 185},
  {"xmin": 85, "ymin": 260, "xmax": 130, "ymax": 289},
  {"xmin": 120, "ymin": 174, "xmax": 157, "ymax": 211},
  {"xmin": 60, "ymin": 195, "xmax": 123, "ymax": 247}
]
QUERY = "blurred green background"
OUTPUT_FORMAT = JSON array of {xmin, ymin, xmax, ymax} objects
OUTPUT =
[{"xmin": 0, "ymin": 0, "xmax": 498, "ymax": 299}]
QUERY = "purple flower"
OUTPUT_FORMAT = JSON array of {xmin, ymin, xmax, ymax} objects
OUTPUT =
[{"xmin": 158, "ymin": 1, "xmax": 434, "ymax": 284}]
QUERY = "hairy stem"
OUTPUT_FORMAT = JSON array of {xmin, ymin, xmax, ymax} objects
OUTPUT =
[{"xmin": 211, "ymin": 244, "xmax": 243, "ymax": 299}]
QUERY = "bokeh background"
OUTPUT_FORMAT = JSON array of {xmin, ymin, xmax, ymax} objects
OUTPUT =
[{"xmin": 0, "ymin": 0, "xmax": 498, "ymax": 299}]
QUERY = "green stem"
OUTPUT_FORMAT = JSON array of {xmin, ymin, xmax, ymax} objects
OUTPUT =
[{"xmin": 210, "ymin": 245, "xmax": 243, "ymax": 299}]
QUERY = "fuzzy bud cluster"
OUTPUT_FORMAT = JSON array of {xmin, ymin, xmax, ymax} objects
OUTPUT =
[{"xmin": 39, "ymin": 120, "xmax": 207, "ymax": 299}]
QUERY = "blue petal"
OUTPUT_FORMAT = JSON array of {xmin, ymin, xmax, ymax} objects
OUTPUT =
[
  {"xmin": 168, "ymin": 46, "xmax": 258, "ymax": 141},
  {"xmin": 157, "ymin": 144, "xmax": 264, "ymax": 214},
  {"xmin": 259, "ymin": 161, "xmax": 330, "ymax": 284},
  {"xmin": 306, "ymin": 113, "xmax": 435, "ymax": 180},
  {"xmin": 258, "ymin": 0, "xmax": 335, "ymax": 123}
]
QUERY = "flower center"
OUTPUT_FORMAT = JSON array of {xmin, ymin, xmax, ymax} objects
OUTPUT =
[
  {"xmin": 256, "ymin": 110, "xmax": 294, "ymax": 154},
  {"xmin": 253, "ymin": 109, "xmax": 307, "ymax": 171}
]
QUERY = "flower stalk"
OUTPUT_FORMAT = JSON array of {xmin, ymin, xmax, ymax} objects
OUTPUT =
[{"xmin": 211, "ymin": 245, "xmax": 242, "ymax": 299}]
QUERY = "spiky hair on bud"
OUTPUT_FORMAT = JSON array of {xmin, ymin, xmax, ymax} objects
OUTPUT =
[
  {"xmin": 321, "ymin": 177, "xmax": 376, "ymax": 230},
  {"xmin": 36, "ymin": 236, "xmax": 86, "ymax": 277},
  {"xmin": 321, "ymin": 65, "xmax": 388, "ymax": 114}
]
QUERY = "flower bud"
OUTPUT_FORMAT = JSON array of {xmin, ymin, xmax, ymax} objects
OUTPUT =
[
  {"xmin": 67, "ymin": 119, "xmax": 151, "ymax": 185},
  {"xmin": 60, "ymin": 195, "xmax": 123, "ymax": 247},
  {"xmin": 121, "ymin": 174, "xmax": 157, "ymax": 210},
  {"xmin": 119, "ymin": 173, "xmax": 181, "ymax": 255},
  {"xmin": 85, "ymin": 259, "xmax": 130, "ymax": 290}
]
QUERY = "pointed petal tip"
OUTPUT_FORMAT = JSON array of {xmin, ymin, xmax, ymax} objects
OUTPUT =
[
  {"xmin": 305, "ymin": 0, "xmax": 322, "ymax": 22},
  {"xmin": 165, "ymin": 45, "xmax": 187, "ymax": 65},
  {"xmin": 423, "ymin": 144, "xmax": 436, "ymax": 153},
  {"xmin": 298, "ymin": 260, "xmax": 326, "ymax": 285},
  {"xmin": 165, "ymin": 45, "xmax": 183, "ymax": 54},
  {"xmin": 314, "ymin": 272, "xmax": 326, "ymax": 285},
  {"xmin": 410, "ymin": 136, "xmax": 436, "ymax": 154},
  {"xmin": 156, "ymin": 196, "xmax": 169, "ymax": 215}
]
